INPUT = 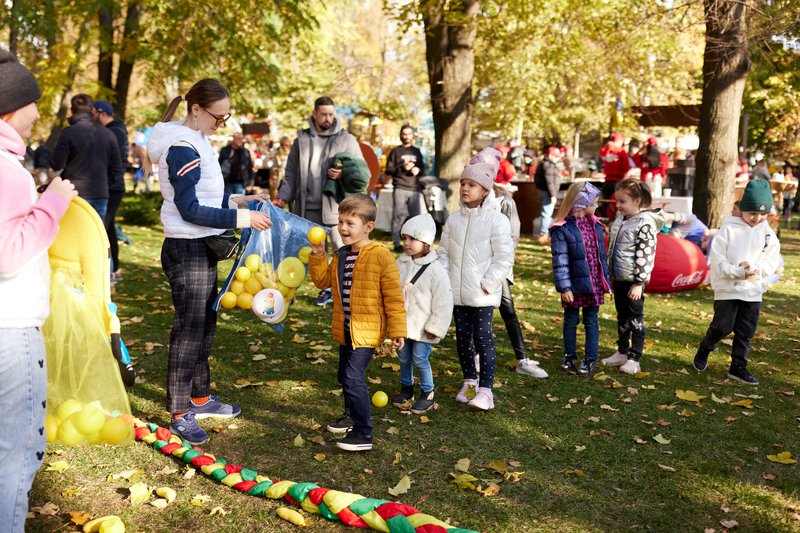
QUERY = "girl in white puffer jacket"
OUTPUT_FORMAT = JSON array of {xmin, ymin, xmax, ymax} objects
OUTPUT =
[{"xmin": 437, "ymin": 148, "xmax": 515, "ymax": 411}]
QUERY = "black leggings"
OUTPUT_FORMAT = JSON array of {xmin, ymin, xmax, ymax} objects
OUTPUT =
[{"xmin": 104, "ymin": 190, "xmax": 125, "ymax": 272}]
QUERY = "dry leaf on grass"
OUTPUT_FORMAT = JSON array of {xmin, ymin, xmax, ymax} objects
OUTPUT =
[
  {"xmin": 291, "ymin": 434, "xmax": 305, "ymax": 448},
  {"xmin": 45, "ymin": 460, "xmax": 70, "ymax": 472},
  {"xmin": 600, "ymin": 404, "xmax": 619, "ymax": 412},
  {"xmin": 455, "ymin": 458, "xmax": 471, "ymax": 472},
  {"xmin": 766, "ymin": 451, "xmax": 796, "ymax": 464},
  {"xmin": 561, "ymin": 469, "xmax": 587, "ymax": 477},
  {"xmin": 653, "ymin": 434, "xmax": 671, "ymax": 445},
  {"xmin": 191, "ymin": 494, "xmax": 211, "ymax": 507},
  {"xmin": 657, "ymin": 464, "xmax": 676, "ymax": 472},
  {"xmin": 420, "ymin": 416, "xmax": 431, "ymax": 423},
  {"xmin": 314, "ymin": 453, "xmax": 326, "ymax": 462},
  {"xmin": 30, "ymin": 502, "xmax": 58, "ymax": 516},
  {"xmin": 676, "ymin": 389, "xmax": 705, "ymax": 403},
  {"xmin": 730, "ymin": 399, "xmax": 753, "ymax": 409},
  {"xmin": 128, "ymin": 482, "xmax": 151, "ymax": 505},
  {"xmin": 393, "ymin": 452, "xmax": 402, "ymax": 465},
  {"xmin": 67, "ymin": 510, "xmax": 91, "ymax": 525},
  {"xmin": 388, "ymin": 475, "xmax": 412, "ymax": 496},
  {"xmin": 210, "ymin": 506, "xmax": 228, "ymax": 517},
  {"xmin": 450, "ymin": 473, "xmax": 479, "ymax": 490},
  {"xmin": 478, "ymin": 483, "xmax": 501, "ymax": 497},
  {"xmin": 720, "ymin": 518, "xmax": 739, "ymax": 528}
]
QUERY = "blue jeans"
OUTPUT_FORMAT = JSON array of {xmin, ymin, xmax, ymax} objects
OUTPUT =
[
  {"xmin": 0, "ymin": 328, "xmax": 47, "ymax": 533},
  {"xmin": 397, "ymin": 340, "xmax": 434, "ymax": 392},
  {"xmin": 563, "ymin": 306, "xmax": 600, "ymax": 361},
  {"xmin": 454, "ymin": 306, "xmax": 496, "ymax": 389},
  {"xmin": 539, "ymin": 190, "xmax": 555, "ymax": 236},
  {"xmin": 225, "ymin": 183, "xmax": 245, "ymax": 195},
  {"xmin": 85, "ymin": 197, "xmax": 108, "ymax": 221},
  {"xmin": 338, "ymin": 330, "xmax": 376, "ymax": 437}
]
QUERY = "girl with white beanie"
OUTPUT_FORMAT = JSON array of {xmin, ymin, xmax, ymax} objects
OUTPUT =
[
  {"xmin": 437, "ymin": 148, "xmax": 515, "ymax": 411},
  {"xmin": 393, "ymin": 213, "xmax": 453, "ymax": 414}
]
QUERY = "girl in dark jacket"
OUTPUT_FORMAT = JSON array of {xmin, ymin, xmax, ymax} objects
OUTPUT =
[{"xmin": 549, "ymin": 182, "xmax": 610, "ymax": 377}]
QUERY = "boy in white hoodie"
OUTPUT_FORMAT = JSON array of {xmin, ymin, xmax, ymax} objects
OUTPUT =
[
  {"xmin": 693, "ymin": 179, "xmax": 780, "ymax": 385},
  {"xmin": 393, "ymin": 213, "xmax": 454, "ymax": 413}
]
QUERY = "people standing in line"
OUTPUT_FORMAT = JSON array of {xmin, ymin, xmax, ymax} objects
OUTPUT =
[
  {"xmin": 533, "ymin": 146, "xmax": 562, "ymax": 244},
  {"xmin": 549, "ymin": 182, "xmax": 610, "ymax": 378},
  {"xmin": 0, "ymin": 50, "xmax": 78, "ymax": 533},
  {"xmin": 146, "ymin": 78, "xmax": 272, "ymax": 445},
  {"xmin": 92, "ymin": 100, "xmax": 129, "ymax": 279},
  {"xmin": 601, "ymin": 178, "xmax": 665, "ymax": 375},
  {"xmin": 308, "ymin": 194, "xmax": 406, "ymax": 452},
  {"xmin": 438, "ymin": 148, "xmax": 515, "ymax": 411},
  {"xmin": 50, "ymin": 94, "xmax": 123, "ymax": 221},
  {"xmin": 693, "ymin": 180, "xmax": 780, "ymax": 385},
  {"xmin": 393, "ymin": 213, "xmax": 453, "ymax": 414},
  {"xmin": 275, "ymin": 96, "xmax": 365, "ymax": 305},
  {"xmin": 599, "ymin": 132, "xmax": 631, "ymax": 220},
  {"xmin": 384, "ymin": 124, "xmax": 426, "ymax": 252},
  {"xmin": 219, "ymin": 132, "xmax": 254, "ymax": 195},
  {"xmin": 495, "ymin": 182, "xmax": 548, "ymax": 378}
]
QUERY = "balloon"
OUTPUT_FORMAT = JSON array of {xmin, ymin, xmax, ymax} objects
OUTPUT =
[
  {"xmin": 230, "ymin": 280, "xmax": 245, "ymax": 295},
  {"xmin": 45, "ymin": 415, "xmax": 60, "ymax": 443},
  {"xmin": 58, "ymin": 417, "xmax": 84, "ymax": 446},
  {"xmin": 297, "ymin": 247, "xmax": 312, "ymax": 264},
  {"xmin": 237, "ymin": 292, "xmax": 254, "ymax": 310},
  {"xmin": 371, "ymin": 391, "xmax": 388, "ymax": 408},
  {"xmin": 277, "ymin": 257, "xmax": 305, "ymax": 288},
  {"xmin": 57, "ymin": 399, "xmax": 83, "ymax": 422},
  {"xmin": 234, "ymin": 267, "xmax": 251, "ymax": 282},
  {"xmin": 74, "ymin": 405, "xmax": 106, "ymax": 435},
  {"xmin": 244, "ymin": 277, "xmax": 263, "ymax": 295},
  {"xmin": 244, "ymin": 254, "xmax": 262, "ymax": 272},
  {"xmin": 100, "ymin": 417, "xmax": 130, "ymax": 445}
]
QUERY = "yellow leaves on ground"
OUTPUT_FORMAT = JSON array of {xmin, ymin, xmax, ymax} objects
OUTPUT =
[
  {"xmin": 45, "ymin": 460, "xmax": 70, "ymax": 472},
  {"xmin": 209, "ymin": 506, "xmax": 228, "ymax": 517},
  {"xmin": 730, "ymin": 399, "xmax": 754, "ymax": 409},
  {"xmin": 128, "ymin": 483, "xmax": 151, "ymax": 505},
  {"xmin": 388, "ymin": 475, "xmax": 412, "ymax": 496},
  {"xmin": 561, "ymin": 469, "xmax": 587, "ymax": 477},
  {"xmin": 291, "ymin": 434, "xmax": 305, "ymax": 448},
  {"xmin": 766, "ymin": 451, "xmax": 797, "ymax": 465},
  {"xmin": 653, "ymin": 434, "xmax": 671, "ymax": 445},
  {"xmin": 313, "ymin": 453, "xmax": 326, "ymax": 462},
  {"xmin": 30, "ymin": 502, "xmax": 59, "ymax": 516},
  {"xmin": 68, "ymin": 510, "xmax": 91, "ymax": 526},
  {"xmin": 381, "ymin": 362, "xmax": 401, "ymax": 372},
  {"xmin": 455, "ymin": 458, "xmax": 471, "ymax": 472},
  {"xmin": 676, "ymin": 389, "xmax": 706, "ymax": 403},
  {"xmin": 657, "ymin": 464, "xmax": 677, "ymax": 472},
  {"xmin": 450, "ymin": 473, "xmax": 479, "ymax": 490},
  {"xmin": 191, "ymin": 494, "xmax": 211, "ymax": 507},
  {"xmin": 276, "ymin": 507, "xmax": 307, "ymax": 526}
]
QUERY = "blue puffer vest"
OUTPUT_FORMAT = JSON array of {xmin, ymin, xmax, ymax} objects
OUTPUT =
[{"xmin": 549, "ymin": 215, "xmax": 611, "ymax": 294}]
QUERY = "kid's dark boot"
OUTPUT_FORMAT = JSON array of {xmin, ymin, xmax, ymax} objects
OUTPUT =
[
  {"xmin": 728, "ymin": 364, "xmax": 759, "ymax": 385},
  {"xmin": 577, "ymin": 359, "xmax": 597, "ymax": 377},
  {"xmin": 693, "ymin": 345, "xmax": 712, "ymax": 372},
  {"xmin": 410, "ymin": 389, "xmax": 436, "ymax": 414},
  {"xmin": 560, "ymin": 354, "xmax": 578, "ymax": 373},
  {"xmin": 392, "ymin": 385, "xmax": 415, "ymax": 407}
]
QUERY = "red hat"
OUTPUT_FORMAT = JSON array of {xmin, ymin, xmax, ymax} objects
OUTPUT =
[
  {"xmin": 646, "ymin": 136, "xmax": 658, "ymax": 145},
  {"xmin": 547, "ymin": 146, "xmax": 561, "ymax": 158},
  {"xmin": 611, "ymin": 132, "xmax": 624, "ymax": 143},
  {"xmin": 497, "ymin": 145, "xmax": 510, "ymax": 155}
]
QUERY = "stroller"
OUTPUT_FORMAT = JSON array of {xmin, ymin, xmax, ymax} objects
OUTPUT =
[{"xmin": 418, "ymin": 175, "xmax": 449, "ymax": 233}]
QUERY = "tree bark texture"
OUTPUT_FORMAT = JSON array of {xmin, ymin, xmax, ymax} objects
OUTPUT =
[
  {"xmin": 423, "ymin": 0, "xmax": 479, "ymax": 212},
  {"xmin": 694, "ymin": 0, "xmax": 750, "ymax": 227},
  {"xmin": 98, "ymin": 2, "xmax": 115, "ymax": 90},
  {"xmin": 114, "ymin": 1, "xmax": 142, "ymax": 120}
]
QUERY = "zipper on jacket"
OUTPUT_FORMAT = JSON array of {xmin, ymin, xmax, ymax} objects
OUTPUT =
[{"xmin": 460, "ymin": 210, "xmax": 472, "ymax": 300}]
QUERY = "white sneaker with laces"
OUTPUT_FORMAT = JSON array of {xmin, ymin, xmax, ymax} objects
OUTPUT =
[
  {"xmin": 455, "ymin": 379, "xmax": 478, "ymax": 403},
  {"xmin": 467, "ymin": 387, "xmax": 495, "ymax": 411},
  {"xmin": 601, "ymin": 351, "xmax": 628, "ymax": 367},
  {"xmin": 516, "ymin": 359, "xmax": 548, "ymax": 379},
  {"xmin": 620, "ymin": 359, "xmax": 641, "ymax": 375}
]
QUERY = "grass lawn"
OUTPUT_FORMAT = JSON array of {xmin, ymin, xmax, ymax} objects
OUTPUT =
[{"xmin": 29, "ymin": 209, "xmax": 800, "ymax": 532}]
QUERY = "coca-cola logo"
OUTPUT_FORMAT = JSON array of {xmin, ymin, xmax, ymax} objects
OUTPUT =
[{"xmin": 671, "ymin": 270, "xmax": 706, "ymax": 288}]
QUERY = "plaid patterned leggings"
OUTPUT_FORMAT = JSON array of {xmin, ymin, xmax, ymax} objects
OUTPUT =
[{"xmin": 161, "ymin": 238, "xmax": 218, "ymax": 413}]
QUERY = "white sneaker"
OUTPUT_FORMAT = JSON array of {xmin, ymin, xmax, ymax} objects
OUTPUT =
[
  {"xmin": 620, "ymin": 359, "xmax": 641, "ymax": 375},
  {"xmin": 601, "ymin": 351, "xmax": 628, "ymax": 367},
  {"xmin": 516, "ymin": 359, "xmax": 548, "ymax": 379},
  {"xmin": 455, "ymin": 379, "xmax": 478, "ymax": 403},
  {"xmin": 467, "ymin": 387, "xmax": 495, "ymax": 411}
]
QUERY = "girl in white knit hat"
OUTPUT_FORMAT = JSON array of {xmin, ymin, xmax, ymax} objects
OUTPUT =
[
  {"xmin": 393, "ymin": 213, "xmax": 453, "ymax": 413},
  {"xmin": 437, "ymin": 148, "xmax": 515, "ymax": 411}
]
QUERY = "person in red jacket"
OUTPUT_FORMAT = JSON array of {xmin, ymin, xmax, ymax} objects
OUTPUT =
[
  {"xmin": 633, "ymin": 137, "xmax": 670, "ymax": 186},
  {"xmin": 495, "ymin": 145, "xmax": 517, "ymax": 184},
  {"xmin": 599, "ymin": 132, "xmax": 631, "ymax": 219}
]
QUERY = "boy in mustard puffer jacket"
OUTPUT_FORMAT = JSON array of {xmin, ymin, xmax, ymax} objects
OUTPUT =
[{"xmin": 309, "ymin": 193, "xmax": 406, "ymax": 451}]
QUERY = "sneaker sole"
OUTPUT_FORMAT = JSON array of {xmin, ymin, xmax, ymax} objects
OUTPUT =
[
  {"xmin": 727, "ymin": 373, "xmax": 759, "ymax": 385},
  {"xmin": 192, "ymin": 411, "xmax": 241, "ymax": 420},
  {"xmin": 169, "ymin": 428, "xmax": 208, "ymax": 446},
  {"xmin": 336, "ymin": 442, "xmax": 373, "ymax": 451},
  {"xmin": 516, "ymin": 368, "xmax": 549, "ymax": 379},
  {"xmin": 693, "ymin": 361, "xmax": 708, "ymax": 372},
  {"xmin": 410, "ymin": 402, "xmax": 437, "ymax": 415},
  {"xmin": 326, "ymin": 425, "xmax": 352, "ymax": 434}
]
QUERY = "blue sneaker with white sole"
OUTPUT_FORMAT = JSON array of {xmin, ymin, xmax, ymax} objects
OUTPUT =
[
  {"xmin": 190, "ymin": 395, "xmax": 241, "ymax": 419},
  {"xmin": 170, "ymin": 412, "xmax": 208, "ymax": 445}
]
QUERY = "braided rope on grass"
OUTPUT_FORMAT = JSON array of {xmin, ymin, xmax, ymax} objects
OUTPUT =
[{"xmin": 134, "ymin": 420, "xmax": 479, "ymax": 532}]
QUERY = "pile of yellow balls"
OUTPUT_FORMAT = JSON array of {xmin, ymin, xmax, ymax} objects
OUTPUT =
[
  {"xmin": 219, "ymin": 249, "xmax": 312, "ymax": 311},
  {"xmin": 46, "ymin": 399, "xmax": 133, "ymax": 446}
]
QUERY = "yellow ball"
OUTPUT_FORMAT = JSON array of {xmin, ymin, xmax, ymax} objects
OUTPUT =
[
  {"xmin": 57, "ymin": 399, "xmax": 83, "ymax": 422},
  {"xmin": 297, "ymin": 247, "xmax": 312, "ymax": 264},
  {"xmin": 230, "ymin": 280, "xmax": 245, "ymax": 295},
  {"xmin": 307, "ymin": 226, "xmax": 326, "ymax": 246},
  {"xmin": 58, "ymin": 417, "xmax": 84, "ymax": 446},
  {"xmin": 100, "ymin": 417, "xmax": 130, "ymax": 445},
  {"xmin": 235, "ymin": 266, "xmax": 251, "ymax": 282},
  {"xmin": 371, "ymin": 391, "xmax": 388, "ymax": 408},
  {"xmin": 244, "ymin": 254, "xmax": 262, "ymax": 272},
  {"xmin": 99, "ymin": 516, "xmax": 125, "ymax": 533},
  {"xmin": 220, "ymin": 292, "xmax": 238, "ymax": 309},
  {"xmin": 45, "ymin": 415, "xmax": 61, "ymax": 443},
  {"xmin": 237, "ymin": 292, "xmax": 254, "ymax": 310},
  {"xmin": 74, "ymin": 405, "xmax": 106, "ymax": 435},
  {"xmin": 245, "ymin": 277, "xmax": 263, "ymax": 295},
  {"xmin": 277, "ymin": 257, "xmax": 305, "ymax": 288}
]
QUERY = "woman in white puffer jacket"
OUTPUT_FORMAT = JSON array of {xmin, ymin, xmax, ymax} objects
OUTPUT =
[{"xmin": 437, "ymin": 148, "xmax": 514, "ymax": 411}]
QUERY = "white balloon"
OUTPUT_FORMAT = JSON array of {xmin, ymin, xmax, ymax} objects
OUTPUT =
[{"xmin": 252, "ymin": 289, "xmax": 285, "ymax": 323}]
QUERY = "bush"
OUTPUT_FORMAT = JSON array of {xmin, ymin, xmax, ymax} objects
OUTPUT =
[{"xmin": 119, "ymin": 192, "xmax": 163, "ymax": 227}]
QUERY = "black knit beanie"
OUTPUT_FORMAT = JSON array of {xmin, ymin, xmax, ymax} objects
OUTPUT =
[{"xmin": 0, "ymin": 50, "xmax": 42, "ymax": 116}]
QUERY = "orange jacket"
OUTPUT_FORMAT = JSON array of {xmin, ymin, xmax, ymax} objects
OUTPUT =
[{"xmin": 308, "ymin": 241, "xmax": 407, "ymax": 348}]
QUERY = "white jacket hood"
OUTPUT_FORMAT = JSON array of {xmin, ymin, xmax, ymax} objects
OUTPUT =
[{"xmin": 147, "ymin": 120, "xmax": 206, "ymax": 163}]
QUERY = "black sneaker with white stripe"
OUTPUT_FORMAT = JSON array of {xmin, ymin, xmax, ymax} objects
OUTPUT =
[
  {"xmin": 326, "ymin": 414, "xmax": 353, "ymax": 434},
  {"xmin": 336, "ymin": 430, "xmax": 373, "ymax": 452},
  {"xmin": 728, "ymin": 365, "xmax": 759, "ymax": 385}
]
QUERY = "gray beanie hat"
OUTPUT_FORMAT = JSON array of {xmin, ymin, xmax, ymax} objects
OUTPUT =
[
  {"xmin": 0, "ymin": 51, "xmax": 41, "ymax": 116},
  {"xmin": 460, "ymin": 147, "xmax": 502, "ymax": 191}
]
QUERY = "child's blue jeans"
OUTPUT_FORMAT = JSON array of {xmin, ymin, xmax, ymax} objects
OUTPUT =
[
  {"xmin": 397, "ymin": 340, "xmax": 434, "ymax": 393},
  {"xmin": 563, "ymin": 306, "xmax": 600, "ymax": 361}
]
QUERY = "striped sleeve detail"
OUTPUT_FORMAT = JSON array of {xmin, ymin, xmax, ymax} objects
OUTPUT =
[{"xmin": 177, "ymin": 158, "xmax": 201, "ymax": 176}]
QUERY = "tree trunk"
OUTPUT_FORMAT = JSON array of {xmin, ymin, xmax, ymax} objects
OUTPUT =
[
  {"xmin": 98, "ymin": 1, "xmax": 115, "ymax": 90},
  {"xmin": 113, "ymin": 0, "xmax": 142, "ymax": 120},
  {"xmin": 46, "ymin": 23, "xmax": 92, "ymax": 149},
  {"xmin": 694, "ymin": 0, "xmax": 750, "ymax": 227},
  {"xmin": 423, "ymin": 0, "xmax": 479, "ymax": 212},
  {"xmin": 8, "ymin": 0, "xmax": 19, "ymax": 54}
]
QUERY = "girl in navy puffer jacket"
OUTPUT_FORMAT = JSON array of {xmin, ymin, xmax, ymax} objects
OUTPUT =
[{"xmin": 549, "ymin": 182, "xmax": 610, "ymax": 377}]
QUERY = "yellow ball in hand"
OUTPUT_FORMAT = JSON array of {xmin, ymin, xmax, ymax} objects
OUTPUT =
[
  {"xmin": 235, "ymin": 266, "xmax": 251, "ymax": 282},
  {"xmin": 371, "ymin": 391, "xmax": 388, "ymax": 408},
  {"xmin": 307, "ymin": 226, "xmax": 326, "ymax": 246}
]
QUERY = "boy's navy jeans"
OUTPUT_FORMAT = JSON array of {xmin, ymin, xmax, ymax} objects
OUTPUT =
[{"xmin": 338, "ymin": 328, "xmax": 375, "ymax": 437}]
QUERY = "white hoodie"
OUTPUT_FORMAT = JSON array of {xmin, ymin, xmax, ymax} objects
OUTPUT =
[
  {"xmin": 397, "ymin": 250, "xmax": 453, "ymax": 343},
  {"xmin": 437, "ymin": 193, "xmax": 514, "ymax": 307},
  {"xmin": 710, "ymin": 215, "xmax": 780, "ymax": 302}
]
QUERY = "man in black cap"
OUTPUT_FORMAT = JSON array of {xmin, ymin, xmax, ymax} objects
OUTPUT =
[
  {"xmin": 92, "ymin": 100, "xmax": 129, "ymax": 278},
  {"xmin": 50, "ymin": 94, "xmax": 123, "ymax": 221}
]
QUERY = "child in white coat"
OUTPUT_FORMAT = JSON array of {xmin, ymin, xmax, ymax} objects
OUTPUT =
[
  {"xmin": 438, "ymin": 148, "xmax": 515, "ymax": 411},
  {"xmin": 393, "ymin": 213, "xmax": 454, "ymax": 413}
]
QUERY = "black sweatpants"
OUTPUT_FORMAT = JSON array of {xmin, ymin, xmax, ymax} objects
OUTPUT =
[
  {"xmin": 105, "ymin": 189, "xmax": 125, "ymax": 272},
  {"xmin": 613, "ymin": 280, "xmax": 646, "ymax": 361},
  {"xmin": 700, "ymin": 299, "xmax": 761, "ymax": 369}
]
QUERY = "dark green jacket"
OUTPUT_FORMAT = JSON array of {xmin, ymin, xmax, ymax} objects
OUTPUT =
[{"xmin": 323, "ymin": 152, "xmax": 370, "ymax": 202}]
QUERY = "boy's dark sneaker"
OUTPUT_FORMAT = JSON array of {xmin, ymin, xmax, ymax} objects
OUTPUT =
[
  {"xmin": 728, "ymin": 366, "xmax": 759, "ymax": 385},
  {"xmin": 170, "ymin": 412, "xmax": 208, "ymax": 446},
  {"xmin": 392, "ymin": 244, "xmax": 404, "ymax": 253},
  {"xmin": 577, "ymin": 359, "xmax": 597, "ymax": 377},
  {"xmin": 410, "ymin": 389, "xmax": 436, "ymax": 414},
  {"xmin": 336, "ymin": 430, "xmax": 373, "ymax": 452},
  {"xmin": 190, "ymin": 395, "xmax": 241, "ymax": 420},
  {"xmin": 326, "ymin": 414, "xmax": 354, "ymax": 434},
  {"xmin": 314, "ymin": 289, "xmax": 333, "ymax": 306},
  {"xmin": 693, "ymin": 345, "xmax": 712, "ymax": 372},
  {"xmin": 560, "ymin": 354, "xmax": 578, "ymax": 373},
  {"xmin": 392, "ymin": 385, "xmax": 414, "ymax": 407}
]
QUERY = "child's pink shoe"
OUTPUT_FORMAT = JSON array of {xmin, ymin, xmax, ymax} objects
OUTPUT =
[
  {"xmin": 455, "ymin": 379, "xmax": 478, "ymax": 403},
  {"xmin": 620, "ymin": 359, "xmax": 641, "ymax": 375},
  {"xmin": 601, "ymin": 351, "xmax": 628, "ymax": 367},
  {"xmin": 467, "ymin": 387, "xmax": 494, "ymax": 411}
]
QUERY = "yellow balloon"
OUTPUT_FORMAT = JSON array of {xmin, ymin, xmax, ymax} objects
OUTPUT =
[
  {"xmin": 230, "ymin": 280, "xmax": 245, "ymax": 295},
  {"xmin": 220, "ymin": 292, "xmax": 238, "ymax": 309},
  {"xmin": 45, "ymin": 415, "xmax": 60, "ymax": 443},
  {"xmin": 371, "ymin": 391, "xmax": 388, "ymax": 408},
  {"xmin": 237, "ymin": 292, "xmax": 254, "ymax": 310},
  {"xmin": 234, "ymin": 266, "xmax": 251, "ymax": 282},
  {"xmin": 297, "ymin": 247, "xmax": 312, "ymax": 264},
  {"xmin": 244, "ymin": 277, "xmax": 263, "ymax": 295},
  {"xmin": 74, "ymin": 405, "xmax": 106, "ymax": 435},
  {"xmin": 244, "ymin": 254, "xmax": 262, "ymax": 272},
  {"xmin": 56, "ymin": 399, "xmax": 83, "ymax": 422},
  {"xmin": 99, "ymin": 516, "xmax": 126, "ymax": 533},
  {"xmin": 307, "ymin": 226, "xmax": 326, "ymax": 245},
  {"xmin": 58, "ymin": 417, "xmax": 84, "ymax": 446},
  {"xmin": 100, "ymin": 417, "xmax": 130, "ymax": 445}
]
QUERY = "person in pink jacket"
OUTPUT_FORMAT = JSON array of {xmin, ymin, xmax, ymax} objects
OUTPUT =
[{"xmin": 0, "ymin": 51, "xmax": 77, "ymax": 532}]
